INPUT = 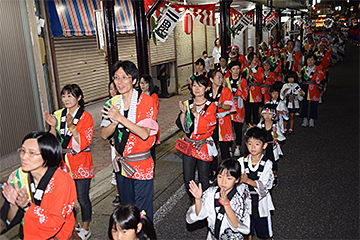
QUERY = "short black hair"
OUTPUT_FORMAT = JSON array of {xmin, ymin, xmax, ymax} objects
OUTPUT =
[
  {"xmin": 248, "ymin": 46, "xmax": 254, "ymax": 51},
  {"xmin": 22, "ymin": 131, "xmax": 62, "ymax": 168},
  {"xmin": 202, "ymin": 51, "xmax": 208, "ymax": 55},
  {"xmin": 140, "ymin": 74, "xmax": 155, "ymax": 95},
  {"xmin": 60, "ymin": 84, "xmax": 85, "ymax": 108},
  {"xmin": 269, "ymin": 84, "xmax": 281, "ymax": 93},
  {"xmin": 284, "ymin": 71, "xmax": 299, "ymax": 83},
  {"xmin": 190, "ymin": 75, "xmax": 209, "ymax": 99},
  {"xmin": 245, "ymin": 127, "xmax": 266, "ymax": 144},
  {"xmin": 287, "ymin": 39, "xmax": 295, "ymax": 45},
  {"xmin": 305, "ymin": 53, "xmax": 317, "ymax": 63},
  {"xmin": 219, "ymin": 56, "xmax": 228, "ymax": 62},
  {"xmin": 192, "ymin": 75, "xmax": 209, "ymax": 88},
  {"xmin": 195, "ymin": 58, "xmax": 205, "ymax": 67},
  {"xmin": 112, "ymin": 60, "xmax": 138, "ymax": 85},
  {"xmin": 216, "ymin": 159, "xmax": 242, "ymax": 181},
  {"xmin": 228, "ymin": 61, "xmax": 241, "ymax": 70}
]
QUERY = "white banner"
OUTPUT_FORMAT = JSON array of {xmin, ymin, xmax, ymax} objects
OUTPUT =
[
  {"xmin": 154, "ymin": 7, "xmax": 182, "ymax": 42},
  {"xmin": 265, "ymin": 18, "xmax": 278, "ymax": 32},
  {"xmin": 232, "ymin": 16, "xmax": 252, "ymax": 36}
]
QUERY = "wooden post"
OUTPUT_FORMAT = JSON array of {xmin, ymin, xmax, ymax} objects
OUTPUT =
[
  {"xmin": 220, "ymin": 0, "xmax": 233, "ymax": 57},
  {"xmin": 133, "ymin": 0, "xmax": 149, "ymax": 76}
]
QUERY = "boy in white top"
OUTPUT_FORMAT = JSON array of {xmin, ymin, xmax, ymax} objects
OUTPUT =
[{"xmin": 238, "ymin": 127, "xmax": 275, "ymax": 240}]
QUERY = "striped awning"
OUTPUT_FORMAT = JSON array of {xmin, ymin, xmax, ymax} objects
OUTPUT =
[{"xmin": 48, "ymin": 0, "xmax": 134, "ymax": 37}]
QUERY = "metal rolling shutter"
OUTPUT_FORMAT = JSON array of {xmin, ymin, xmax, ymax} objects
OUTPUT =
[
  {"xmin": 149, "ymin": 31, "xmax": 176, "ymax": 66},
  {"xmin": 53, "ymin": 36, "xmax": 109, "ymax": 103},
  {"xmin": 117, "ymin": 34, "xmax": 138, "ymax": 66}
]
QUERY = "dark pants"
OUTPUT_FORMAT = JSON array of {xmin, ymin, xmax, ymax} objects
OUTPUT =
[
  {"xmin": 183, "ymin": 154, "xmax": 211, "ymax": 197},
  {"xmin": 209, "ymin": 141, "xmax": 232, "ymax": 178},
  {"xmin": 209, "ymin": 123, "xmax": 232, "ymax": 173},
  {"xmin": 74, "ymin": 179, "xmax": 92, "ymax": 222},
  {"xmin": 245, "ymin": 100, "xmax": 261, "ymax": 125},
  {"xmin": 116, "ymin": 174, "xmax": 154, "ymax": 221},
  {"xmin": 232, "ymin": 121, "xmax": 243, "ymax": 146},
  {"xmin": 299, "ymin": 99, "xmax": 319, "ymax": 119}
]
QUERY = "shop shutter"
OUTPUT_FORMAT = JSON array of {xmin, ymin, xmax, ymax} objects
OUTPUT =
[
  {"xmin": 149, "ymin": 31, "xmax": 176, "ymax": 66},
  {"xmin": 53, "ymin": 36, "xmax": 109, "ymax": 104},
  {"xmin": 117, "ymin": 34, "xmax": 138, "ymax": 66}
]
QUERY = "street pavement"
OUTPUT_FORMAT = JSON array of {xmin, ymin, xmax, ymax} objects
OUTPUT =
[{"xmin": 1, "ymin": 43, "xmax": 359, "ymax": 240}]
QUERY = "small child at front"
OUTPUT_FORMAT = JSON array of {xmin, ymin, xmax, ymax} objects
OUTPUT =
[
  {"xmin": 108, "ymin": 204, "xmax": 157, "ymax": 240},
  {"xmin": 280, "ymin": 71, "xmax": 304, "ymax": 134},
  {"xmin": 186, "ymin": 159, "xmax": 250, "ymax": 240},
  {"xmin": 238, "ymin": 127, "xmax": 275, "ymax": 240},
  {"xmin": 256, "ymin": 104, "xmax": 285, "ymax": 186}
]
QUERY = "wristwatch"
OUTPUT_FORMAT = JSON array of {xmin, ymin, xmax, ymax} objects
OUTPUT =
[{"xmin": 20, "ymin": 202, "xmax": 31, "ymax": 212}]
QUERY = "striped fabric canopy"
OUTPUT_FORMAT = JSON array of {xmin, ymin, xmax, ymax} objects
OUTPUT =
[{"xmin": 48, "ymin": 0, "xmax": 134, "ymax": 37}]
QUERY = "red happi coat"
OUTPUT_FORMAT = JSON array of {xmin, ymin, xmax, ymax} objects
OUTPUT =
[
  {"xmin": 179, "ymin": 100, "xmax": 217, "ymax": 162},
  {"xmin": 209, "ymin": 86, "xmax": 235, "ymax": 142},
  {"xmin": 315, "ymin": 49, "xmax": 332, "ymax": 73},
  {"xmin": 241, "ymin": 66, "xmax": 265, "ymax": 103},
  {"xmin": 300, "ymin": 65, "xmax": 325, "ymax": 101},
  {"xmin": 23, "ymin": 169, "xmax": 77, "ymax": 240},
  {"xmin": 285, "ymin": 50, "xmax": 301, "ymax": 72},
  {"xmin": 225, "ymin": 76, "xmax": 247, "ymax": 123},
  {"xmin": 53, "ymin": 108, "xmax": 94, "ymax": 179},
  {"xmin": 106, "ymin": 93, "xmax": 158, "ymax": 180},
  {"xmin": 268, "ymin": 54, "xmax": 284, "ymax": 82},
  {"xmin": 262, "ymin": 71, "xmax": 276, "ymax": 103},
  {"xmin": 238, "ymin": 53, "xmax": 248, "ymax": 71}
]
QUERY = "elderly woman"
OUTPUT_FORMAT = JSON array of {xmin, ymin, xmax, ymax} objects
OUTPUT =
[
  {"xmin": 176, "ymin": 75, "xmax": 217, "ymax": 198},
  {"xmin": 101, "ymin": 61, "xmax": 158, "ymax": 221},
  {"xmin": 44, "ymin": 84, "xmax": 94, "ymax": 240},
  {"xmin": 0, "ymin": 131, "xmax": 77, "ymax": 239}
]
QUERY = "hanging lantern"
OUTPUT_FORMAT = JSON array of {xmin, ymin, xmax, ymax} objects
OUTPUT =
[{"xmin": 183, "ymin": 11, "xmax": 193, "ymax": 35}]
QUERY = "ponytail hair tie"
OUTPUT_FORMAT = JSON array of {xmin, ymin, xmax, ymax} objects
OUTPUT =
[{"xmin": 140, "ymin": 210, "xmax": 146, "ymax": 219}]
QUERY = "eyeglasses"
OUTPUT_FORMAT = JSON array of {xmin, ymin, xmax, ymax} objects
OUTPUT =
[
  {"xmin": 112, "ymin": 75, "xmax": 131, "ymax": 81},
  {"xmin": 17, "ymin": 148, "xmax": 41, "ymax": 158}
]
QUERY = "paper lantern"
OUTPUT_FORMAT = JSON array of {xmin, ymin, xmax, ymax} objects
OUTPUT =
[{"xmin": 183, "ymin": 12, "xmax": 193, "ymax": 35}]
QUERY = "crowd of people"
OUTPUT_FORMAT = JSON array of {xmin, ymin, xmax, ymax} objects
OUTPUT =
[
  {"xmin": 177, "ymin": 27, "xmax": 346, "ymax": 239},
  {"xmin": 0, "ymin": 25, "xmax": 348, "ymax": 240}
]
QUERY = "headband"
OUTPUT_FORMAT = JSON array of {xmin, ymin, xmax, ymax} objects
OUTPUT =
[{"xmin": 261, "ymin": 108, "xmax": 276, "ymax": 114}]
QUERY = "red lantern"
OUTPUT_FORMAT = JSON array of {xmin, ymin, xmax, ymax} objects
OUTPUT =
[{"xmin": 183, "ymin": 11, "xmax": 193, "ymax": 35}]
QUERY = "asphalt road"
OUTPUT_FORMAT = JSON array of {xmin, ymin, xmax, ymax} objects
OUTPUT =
[{"xmin": 89, "ymin": 43, "xmax": 359, "ymax": 240}]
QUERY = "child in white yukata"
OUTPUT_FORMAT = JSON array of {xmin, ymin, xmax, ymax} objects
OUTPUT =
[
  {"xmin": 266, "ymin": 85, "xmax": 288, "ymax": 134},
  {"xmin": 256, "ymin": 104, "xmax": 285, "ymax": 187},
  {"xmin": 238, "ymin": 127, "xmax": 275, "ymax": 240},
  {"xmin": 280, "ymin": 71, "xmax": 304, "ymax": 135},
  {"xmin": 186, "ymin": 159, "xmax": 250, "ymax": 240}
]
